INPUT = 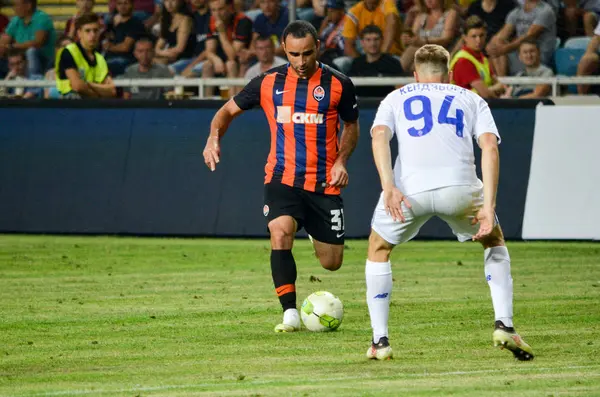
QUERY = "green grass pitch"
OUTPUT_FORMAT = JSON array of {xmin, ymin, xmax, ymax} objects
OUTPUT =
[{"xmin": 1, "ymin": 235, "xmax": 599, "ymax": 396}]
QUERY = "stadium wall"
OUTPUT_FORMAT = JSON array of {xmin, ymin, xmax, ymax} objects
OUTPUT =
[{"xmin": 0, "ymin": 99, "xmax": 543, "ymax": 240}]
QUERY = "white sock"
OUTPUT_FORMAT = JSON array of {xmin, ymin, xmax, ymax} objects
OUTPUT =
[
  {"xmin": 283, "ymin": 308, "xmax": 299, "ymax": 325},
  {"xmin": 484, "ymin": 246, "xmax": 513, "ymax": 328},
  {"xmin": 366, "ymin": 260, "xmax": 393, "ymax": 343}
]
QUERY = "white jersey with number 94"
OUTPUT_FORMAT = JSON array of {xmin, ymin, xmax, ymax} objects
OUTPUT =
[{"xmin": 371, "ymin": 83, "xmax": 500, "ymax": 196}]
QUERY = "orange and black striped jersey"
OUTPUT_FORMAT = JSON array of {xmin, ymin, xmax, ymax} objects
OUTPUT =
[{"xmin": 233, "ymin": 63, "xmax": 359, "ymax": 195}]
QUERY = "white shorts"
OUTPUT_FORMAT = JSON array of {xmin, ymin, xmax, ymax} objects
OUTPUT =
[{"xmin": 371, "ymin": 183, "xmax": 490, "ymax": 245}]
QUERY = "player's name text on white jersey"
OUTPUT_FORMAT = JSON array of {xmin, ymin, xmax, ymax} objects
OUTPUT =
[{"xmin": 371, "ymin": 83, "xmax": 500, "ymax": 196}]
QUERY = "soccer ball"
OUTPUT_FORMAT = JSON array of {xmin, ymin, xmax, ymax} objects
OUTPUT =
[{"xmin": 300, "ymin": 291, "xmax": 344, "ymax": 332}]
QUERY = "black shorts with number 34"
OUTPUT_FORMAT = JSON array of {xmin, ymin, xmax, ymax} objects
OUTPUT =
[{"xmin": 263, "ymin": 182, "xmax": 345, "ymax": 245}]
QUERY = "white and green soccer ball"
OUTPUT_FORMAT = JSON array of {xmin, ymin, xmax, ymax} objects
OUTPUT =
[{"xmin": 301, "ymin": 291, "xmax": 344, "ymax": 332}]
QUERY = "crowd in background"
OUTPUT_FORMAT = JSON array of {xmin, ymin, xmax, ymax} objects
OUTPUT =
[{"xmin": 1, "ymin": 0, "xmax": 600, "ymax": 99}]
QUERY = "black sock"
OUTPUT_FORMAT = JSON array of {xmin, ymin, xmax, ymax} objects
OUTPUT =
[{"xmin": 271, "ymin": 249, "xmax": 297, "ymax": 312}]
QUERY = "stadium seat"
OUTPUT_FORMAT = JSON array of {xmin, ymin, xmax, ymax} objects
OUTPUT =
[
  {"xmin": 555, "ymin": 37, "xmax": 561, "ymax": 50},
  {"xmin": 564, "ymin": 36, "xmax": 592, "ymax": 50},
  {"xmin": 53, "ymin": 20, "xmax": 67, "ymax": 31},
  {"xmin": 555, "ymin": 48, "xmax": 585, "ymax": 76},
  {"xmin": 554, "ymin": 48, "xmax": 586, "ymax": 93}
]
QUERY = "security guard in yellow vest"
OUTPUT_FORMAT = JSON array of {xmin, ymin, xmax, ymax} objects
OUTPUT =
[
  {"xmin": 55, "ymin": 13, "xmax": 116, "ymax": 98},
  {"xmin": 449, "ymin": 16, "xmax": 506, "ymax": 98}
]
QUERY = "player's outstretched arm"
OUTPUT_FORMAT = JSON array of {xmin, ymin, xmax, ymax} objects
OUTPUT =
[
  {"xmin": 203, "ymin": 99, "xmax": 245, "ymax": 171},
  {"xmin": 372, "ymin": 125, "xmax": 411, "ymax": 222},
  {"xmin": 473, "ymin": 132, "xmax": 500, "ymax": 240},
  {"xmin": 329, "ymin": 119, "xmax": 359, "ymax": 188}
]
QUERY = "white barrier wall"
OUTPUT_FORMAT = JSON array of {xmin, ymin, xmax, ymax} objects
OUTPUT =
[{"xmin": 522, "ymin": 105, "xmax": 600, "ymax": 240}]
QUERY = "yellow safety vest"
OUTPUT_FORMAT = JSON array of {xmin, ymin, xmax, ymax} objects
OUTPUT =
[
  {"xmin": 449, "ymin": 49, "xmax": 493, "ymax": 94},
  {"xmin": 55, "ymin": 43, "xmax": 109, "ymax": 95}
]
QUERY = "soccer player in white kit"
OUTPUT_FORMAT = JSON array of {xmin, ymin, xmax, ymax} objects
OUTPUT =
[{"xmin": 365, "ymin": 45, "xmax": 534, "ymax": 361}]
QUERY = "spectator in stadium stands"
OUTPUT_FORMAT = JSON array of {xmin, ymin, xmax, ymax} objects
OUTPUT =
[
  {"xmin": 143, "ymin": 0, "xmax": 163, "ymax": 30},
  {"xmin": 244, "ymin": 34, "xmax": 286, "ymax": 79},
  {"xmin": 466, "ymin": 0, "xmax": 515, "ymax": 45},
  {"xmin": 398, "ymin": 0, "xmax": 418, "ymax": 28},
  {"xmin": 154, "ymin": 0, "xmax": 196, "ymax": 71},
  {"xmin": 450, "ymin": 15, "xmax": 506, "ymax": 97},
  {"xmin": 108, "ymin": 0, "xmax": 156, "ymax": 23},
  {"xmin": 121, "ymin": 37, "xmax": 173, "ymax": 99},
  {"xmin": 502, "ymin": 39, "xmax": 553, "ymax": 98},
  {"xmin": 178, "ymin": 0, "xmax": 211, "ymax": 76},
  {"xmin": 486, "ymin": 0, "xmax": 556, "ymax": 76},
  {"xmin": 202, "ymin": 0, "xmax": 252, "ymax": 97},
  {"xmin": 317, "ymin": 0, "xmax": 346, "ymax": 68},
  {"xmin": 44, "ymin": 35, "xmax": 74, "ymax": 98},
  {"xmin": 338, "ymin": 0, "xmax": 403, "ymax": 73},
  {"xmin": 239, "ymin": 0, "xmax": 262, "ymax": 21},
  {"xmin": 103, "ymin": 0, "xmax": 147, "ymax": 76},
  {"xmin": 251, "ymin": 0, "xmax": 289, "ymax": 57},
  {"xmin": 65, "ymin": 0, "xmax": 105, "ymax": 41},
  {"xmin": 55, "ymin": 13, "xmax": 116, "ymax": 98},
  {"xmin": 3, "ymin": 50, "xmax": 42, "ymax": 98},
  {"xmin": 0, "ymin": 0, "xmax": 56, "ymax": 76},
  {"xmin": 401, "ymin": 0, "xmax": 460, "ymax": 72},
  {"xmin": 400, "ymin": 27, "xmax": 415, "ymax": 48},
  {"xmin": 312, "ymin": 0, "xmax": 327, "ymax": 21},
  {"xmin": 563, "ymin": 0, "xmax": 600, "ymax": 37},
  {"xmin": 348, "ymin": 24, "xmax": 405, "ymax": 98},
  {"xmin": 576, "ymin": 21, "xmax": 600, "ymax": 94}
]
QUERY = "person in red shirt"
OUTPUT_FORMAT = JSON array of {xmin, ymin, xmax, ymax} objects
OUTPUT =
[
  {"xmin": 450, "ymin": 15, "xmax": 506, "ymax": 98},
  {"xmin": 202, "ymin": 0, "xmax": 252, "ymax": 97}
]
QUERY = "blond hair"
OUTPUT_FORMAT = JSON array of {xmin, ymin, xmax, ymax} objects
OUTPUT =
[{"xmin": 414, "ymin": 44, "xmax": 450, "ymax": 77}]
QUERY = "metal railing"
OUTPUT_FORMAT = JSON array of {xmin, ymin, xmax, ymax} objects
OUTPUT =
[{"xmin": 2, "ymin": 76, "xmax": 600, "ymax": 98}]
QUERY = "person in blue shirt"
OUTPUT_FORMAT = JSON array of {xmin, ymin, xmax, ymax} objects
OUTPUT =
[
  {"xmin": 2, "ymin": 50, "xmax": 43, "ymax": 98},
  {"xmin": 0, "ymin": 0, "xmax": 56, "ymax": 76},
  {"xmin": 250, "ymin": 0, "xmax": 288, "ymax": 58}
]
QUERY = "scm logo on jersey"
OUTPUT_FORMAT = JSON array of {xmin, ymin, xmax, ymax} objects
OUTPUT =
[
  {"xmin": 292, "ymin": 112, "xmax": 324, "ymax": 124},
  {"xmin": 276, "ymin": 106, "xmax": 324, "ymax": 124}
]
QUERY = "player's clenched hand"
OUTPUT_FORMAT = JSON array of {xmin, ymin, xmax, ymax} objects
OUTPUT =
[
  {"xmin": 472, "ymin": 207, "xmax": 495, "ymax": 241},
  {"xmin": 203, "ymin": 135, "xmax": 220, "ymax": 171},
  {"xmin": 383, "ymin": 187, "xmax": 411, "ymax": 223},
  {"xmin": 328, "ymin": 161, "xmax": 349, "ymax": 188}
]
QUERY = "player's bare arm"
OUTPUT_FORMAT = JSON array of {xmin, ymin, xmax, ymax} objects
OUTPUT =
[
  {"xmin": 473, "ymin": 132, "xmax": 500, "ymax": 240},
  {"xmin": 329, "ymin": 119, "xmax": 359, "ymax": 188},
  {"xmin": 203, "ymin": 99, "xmax": 245, "ymax": 171},
  {"xmin": 371, "ymin": 125, "xmax": 411, "ymax": 223}
]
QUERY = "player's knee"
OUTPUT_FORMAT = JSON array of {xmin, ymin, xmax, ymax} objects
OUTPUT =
[
  {"xmin": 202, "ymin": 61, "xmax": 214, "ymax": 75},
  {"xmin": 367, "ymin": 230, "xmax": 393, "ymax": 262},
  {"xmin": 268, "ymin": 218, "xmax": 295, "ymax": 248},
  {"xmin": 319, "ymin": 250, "xmax": 343, "ymax": 271}
]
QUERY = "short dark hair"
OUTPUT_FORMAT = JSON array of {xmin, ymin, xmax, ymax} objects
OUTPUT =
[
  {"xmin": 135, "ymin": 35, "xmax": 156, "ymax": 47},
  {"xmin": 282, "ymin": 20, "xmax": 318, "ymax": 45},
  {"xmin": 402, "ymin": 28, "xmax": 415, "ymax": 37},
  {"xmin": 6, "ymin": 49, "xmax": 25, "ymax": 60},
  {"xmin": 360, "ymin": 24, "xmax": 383, "ymax": 39},
  {"xmin": 75, "ymin": 13, "xmax": 100, "ymax": 30},
  {"xmin": 463, "ymin": 15, "xmax": 487, "ymax": 35},
  {"xmin": 519, "ymin": 38, "xmax": 539, "ymax": 50},
  {"xmin": 255, "ymin": 34, "xmax": 274, "ymax": 44}
]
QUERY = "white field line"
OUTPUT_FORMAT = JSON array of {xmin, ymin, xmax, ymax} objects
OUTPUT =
[{"xmin": 14, "ymin": 364, "xmax": 600, "ymax": 397}]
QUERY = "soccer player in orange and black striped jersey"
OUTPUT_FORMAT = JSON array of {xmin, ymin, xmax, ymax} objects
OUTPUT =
[{"xmin": 203, "ymin": 20, "xmax": 360, "ymax": 333}]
